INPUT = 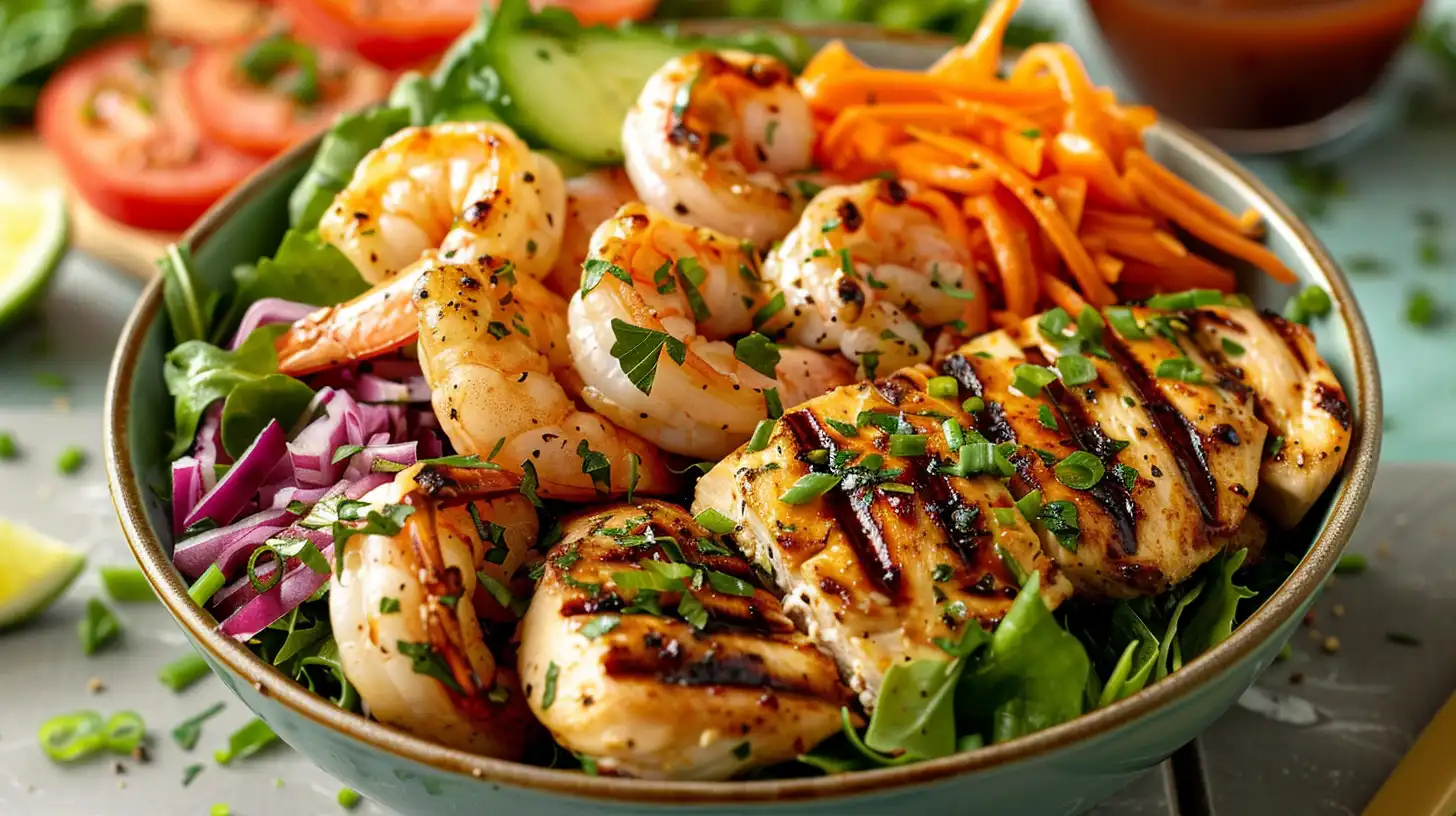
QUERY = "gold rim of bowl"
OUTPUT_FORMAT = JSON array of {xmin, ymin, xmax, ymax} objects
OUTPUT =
[{"xmin": 104, "ymin": 24, "xmax": 1382, "ymax": 805}]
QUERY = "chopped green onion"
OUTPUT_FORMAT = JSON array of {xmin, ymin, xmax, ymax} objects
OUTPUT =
[
  {"xmin": 1386, "ymin": 631, "xmax": 1422, "ymax": 647},
  {"xmin": 991, "ymin": 507, "xmax": 1018, "ymax": 527},
  {"xmin": 579, "ymin": 615, "xmax": 621, "ymax": 639},
  {"xmin": 1406, "ymin": 288, "xmax": 1438, "ymax": 328},
  {"xmin": 103, "ymin": 710, "xmax": 146, "ymax": 754},
  {"xmin": 187, "ymin": 564, "xmax": 225, "ymax": 608},
  {"xmin": 338, "ymin": 788, "xmax": 363, "ymax": 810},
  {"xmin": 246, "ymin": 544, "xmax": 284, "ymax": 593},
  {"xmin": 1266, "ymin": 435, "xmax": 1286, "ymax": 458},
  {"xmin": 211, "ymin": 805, "xmax": 231, "ymax": 816},
  {"xmin": 1054, "ymin": 451, "xmax": 1105, "ymax": 490},
  {"xmin": 100, "ymin": 566, "xmax": 156, "ymax": 603},
  {"xmin": 0, "ymin": 432, "xmax": 17, "ymax": 459},
  {"xmin": 214, "ymin": 718, "xmax": 277, "ymax": 765},
  {"xmin": 747, "ymin": 419, "xmax": 775, "ymax": 452},
  {"xmin": 694, "ymin": 508, "xmax": 736, "ymax": 534},
  {"xmin": 1334, "ymin": 553, "xmax": 1368, "ymax": 575},
  {"xmin": 962, "ymin": 396, "xmax": 985, "ymax": 413},
  {"xmin": 1038, "ymin": 307, "xmax": 1072, "ymax": 340},
  {"xmin": 183, "ymin": 764, "xmax": 205, "ymax": 786},
  {"xmin": 942, "ymin": 418, "xmax": 964, "ymax": 450},
  {"xmin": 889, "ymin": 433, "xmax": 927, "ymax": 457},
  {"xmin": 879, "ymin": 482, "xmax": 914, "ymax": 494},
  {"xmin": 927, "ymin": 376, "xmax": 959, "ymax": 399},
  {"xmin": 158, "ymin": 651, "xmax": 212, "ymax": 692},
  {"xmin": 825, "ymin": 418, "xmax": 859, "ymax": 437},
  {"xmin": 79, "ymin": 597, "xmax": 120, "ymax": 656},
  {"xmin": 1146, "ymin": 289, "xmax": 1224, "ymax": 310},
  {"xmin": 1284, "ymin": 284, "xmax": 1333, "ymax": 324},
  {"xmin": 706, "ymin": 570, "xmax": 755, "ymax": 597},
  {"xmin": 1014, "ymin": 489, "xmax": 1043, "ymax": 522},
  {"xmin": 764, "ymin": 387, "xmax": 784, "ymax": 419},
  {"xmin": 1344, "ymin": 254, "xmax": 1386, "ymax": 274},
  {"xmin": 56, "ymin": 445, "xmax": 86, "ymax": 475},
  {"xmin": 542, "ymin": 661, "xmax": 560, "ymax": 709},
  {"xmin": 1154, "ymin": 358, "xmax": 1204, "ymax": 384},
  {"xmin": 778, "ymin": 473, "xmax": 843, "ymax": 505},
  {"xmin": 38, "ymin": 710, "xmax": 107, "ymax": 762},
  {"xmin": 1056, "ymin": 354, "xmax": 1097, "ymax": 386},
  {"xmin": 1221, "ymin": 337, "xmax": 1246, "ymax": 357},
  {"xmin": 1419, "ymin": 235, "xmax": 1441, "ymax": 267},
  {"xmin": 1011, "ymin": 364, "xmax": 1058, "ymax": 397},
  {"xmin": 35, "ymin": 371, "xmax": 67, "ymax": 390},
  {"xmin": 1104, "ymin": 306, "xmax": 1147, "ymax": 339},
  {"xmin": 931, "ymin": 563, "xmax": 953, "ymax": 582}
]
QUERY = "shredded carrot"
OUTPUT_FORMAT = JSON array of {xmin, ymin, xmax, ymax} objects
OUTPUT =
[
  {"xmin": 1126, "ymin": 168, "xmax": 1296, "ymax": 283},
  {"xmin": 1124, "ymin": 150, "xmax": 1261, "ymax": 238},
  {"xmin": 991, "ymin": 310, "xmax": 1022, "ymax": 330},
  {"xmin": 911, "ymin": 127, "xmax": 1115, "ymax": 305},
  {"xmin": 1040, "ymin": 273, "xmax": 1088, "ymax": 315},
  {"xmin": 931, "ymin": 0, "xmax": 1023, "ymax": 80},
  {"xmin": 888, "ymin": 143, "xmax": 996, "ymax": 195},
  {"xmin": 797, "ymin": 14, "xmax": 1285, "ymax": 321}
]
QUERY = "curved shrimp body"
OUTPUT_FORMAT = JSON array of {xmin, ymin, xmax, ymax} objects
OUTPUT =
[
  {"xmin": 623, "ymin": 50, "xmax": 815, "ymax": 246},
  {"xmin": 544, "ymin": 167, "xmax": 640, "ymax": 298},
  {"xmin": 330, "ymin": 464, "xmax": 540, "ymax": 759},
  {"xmin": 415, "ymin": 255, "xmax": 679, "ymax": 500},
  {"xmin": 762, "ymin": 178, "xmax": 981, "ymax": 378},
  {"xmin": 319, "ymin": 122, "xmax": 566, "ymax": 284},
  {"xmin": 568, "ymin": 204, "xmax": 854, "ymax": 460},
  {"xmin": 275, "ymin": 270, "xmax": 423, "ymax": 377}
]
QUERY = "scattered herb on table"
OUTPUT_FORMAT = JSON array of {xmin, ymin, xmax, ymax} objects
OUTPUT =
[
  {"xmin": 56, "ymin": 445, "xmax": 86, "ymax": 475},
  {"xmin": 78, "ymin": 597, "xmax": 120, "ymax": 655},
  {"xmin": 0, "ymin": 432, "xmax": 17, "ymax": 460},
  {"xmin": 1406, "ymin": 288, "xmax": 1439, "ymax": 329},
  {"xmin": 1333, "ymin": 553, "xmax": 1368, "ymax": 575}
]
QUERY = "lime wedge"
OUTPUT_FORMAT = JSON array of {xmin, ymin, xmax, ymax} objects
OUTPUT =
[
  {"xmin": 0, "ymin": 518, "xmax": 87, "ymax": 630},
  {"xmin": 0, "ymin": 185, "xmax": 68, "ymax": 330}
]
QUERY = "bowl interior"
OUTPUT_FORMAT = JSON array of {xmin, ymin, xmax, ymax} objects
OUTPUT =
[{"xmin": 106, "ymin": 25, "xmax": 1381, "ymax": 806}]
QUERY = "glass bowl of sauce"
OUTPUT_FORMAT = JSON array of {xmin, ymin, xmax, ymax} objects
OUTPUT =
[{"xmin": 1085, "ymin": 0, "xmax": 1426, "ymax": 153}]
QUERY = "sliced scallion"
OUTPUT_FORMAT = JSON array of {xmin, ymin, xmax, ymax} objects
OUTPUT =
[
  {"xmin": 187, "ymin": 565, "xmax": 225, "ymax": 608},
  {"xmin": 100, "ymin": 566, "xmax": 156, "ymax": 603},
  {"xmin": 927, "ymin": 376, "xmax": 959, "ymax": 399},
  {"xmin": 889, "ymin": 433, "xmax": 927, "ymax": 457},
  {"xmin": 778, "ymin": 473, "xmax": 842, "ymax": 505},
  {"xmin": 1054, "ymin": 451, "xmax": 1105, "ymax": 490},
  {"xmin": 158, "ymin": 652, "xmax": 212, "ymax": 692}
]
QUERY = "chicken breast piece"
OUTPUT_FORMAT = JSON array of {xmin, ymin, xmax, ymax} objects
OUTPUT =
[
  {"xmin": 694, "ymin": 377, "xmax": 1072, "ymax": 711},
  {"xmin": 1185, "ymin": 307, "xmax": 1353, "ymax": 528},
  {"xmin": 518, "ymin": 500, "xmax": 849, "ymax": 780}
]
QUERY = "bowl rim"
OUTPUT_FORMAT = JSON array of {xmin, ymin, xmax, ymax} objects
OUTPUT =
[{"xmin": 104, "ymin": 23, "xmax": 1382, "ymax": 806}]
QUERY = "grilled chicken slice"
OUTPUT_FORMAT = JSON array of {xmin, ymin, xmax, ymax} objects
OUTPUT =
[
  {"xmin": 1185, "ymin": 307, "xmax": 1353, "ymax": 528},
  {"xmin": 518, "ymin": 500, "xmax": 849, "ymax": 780},
  {"xmin": 694, "ymin": 377, "xmax": 1073, "ymax": 711},
  {"xmin": 951, "ymin": 307, "xmax": 1265, "ymax": 596}
]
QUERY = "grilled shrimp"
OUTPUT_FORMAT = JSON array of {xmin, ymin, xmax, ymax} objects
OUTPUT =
[
  {"xmin": 416, "ymin": 255, "xmax": 679, "ymax": 500},
  {"xmin": 330, "ymin": 463, "xmax": 540, "ymax": 758},
  {"xmin": 762, "ymin": 179, "xmax": 982, "ymax": 379},
  {"xmin": 274, "ymin": 270, "xmax": 423, "ymax": 377},
  {"xmin": 544, "ymin": 167, "xmax": 639, "ymax": 298},
  {"xmin": 568, "ymin": 204, "xmax": 855, "ymax": 460},
  {"xmin": 623, "ymin": 50, "xmax": 815, "ymax": 246},
  {"xmin": 319, "ymin": 122, "xmax": 566, "ymax": 284},
  {"xmin": 518, "ymin": 500, "xmax": 850, "ymax": 779}
]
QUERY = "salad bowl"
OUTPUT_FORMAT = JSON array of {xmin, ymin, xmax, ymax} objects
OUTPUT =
[{"xmin": 105, "ymin": 23, "xmax": 1380, "ymax": 816}]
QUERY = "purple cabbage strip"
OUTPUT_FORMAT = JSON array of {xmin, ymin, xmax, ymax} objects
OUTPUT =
[
  {"xmin": 173, "ymin": 507, "xmax": 294, "ymax": 580},
  {"xmin": 228, "ymin": 299, "xmax": 318, "ymax": 351},
  {"xmin": 171, "ymin": 457, "xmax": 204, "ymax": 536},
  {"xmin": 219, "ymin": 545, "xmax": 336, "ymax": 640}
]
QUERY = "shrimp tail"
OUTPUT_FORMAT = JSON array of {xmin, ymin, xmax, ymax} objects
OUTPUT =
[{"xmin": 275, "ymin": 271, "xmax": 422, "ymax": 377}]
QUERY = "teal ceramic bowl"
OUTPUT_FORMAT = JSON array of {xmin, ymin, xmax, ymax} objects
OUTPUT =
[{"xmin": 105, "ymin": 24, "xmax": 1381, "ymax": 816}]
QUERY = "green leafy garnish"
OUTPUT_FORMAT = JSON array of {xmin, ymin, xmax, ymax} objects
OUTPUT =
[
  {"xmin": 609, "ymin": 319, "xmax": 687, "ymax": 395},
  {"xmin": 734, "ymin": 332, "xmax": 781, "ymax": 378}
]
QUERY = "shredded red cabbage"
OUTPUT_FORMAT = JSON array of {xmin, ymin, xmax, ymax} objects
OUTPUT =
[
  {"xmin": 229, "ymin": 299, "xmax": 319, "ymax": 351},
  {"xmin": 182, "ymin": 420, "xmax": 287, "ymax": 531}
]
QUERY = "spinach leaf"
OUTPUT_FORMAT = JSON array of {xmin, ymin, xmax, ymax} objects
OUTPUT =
[
  {"xmin": 162, "ymin": 324, "xmax": 306, "ymax": 459},
  {"xmin": 0, "ymin": 0, "xmax": 146, "ymax": 127},
  {"xmin": 957, "ymin": 573, "xmax": 1090, "ymax": 743},
  {"xmin": 228, "ymin": 229, "xmax": 369, "ymax": 326},
  {"xmin": 864, "ymin": 657, "xmax": 964, "ymax": 760},
  {"xmin": 219, "ymin": 373, "xmax": 316, "ymax": 458},
  {"xmin": 1101, "ymin": 602, "xmax": 1160, "ymax": 704},
  {"xmin": 288, "ymin": 107, "xmax": 413, "ymax": 229},
  {"xmin": 1155, "ymin": 579, "xmax": 1202, "ymax": 680},
  {"xmin": 159, "ymin": 244, "xmax": 225, "ymax": 346},
  {"xmin": 1179, "ymin": 549, "xmax": 1257, "ymax": 661}
]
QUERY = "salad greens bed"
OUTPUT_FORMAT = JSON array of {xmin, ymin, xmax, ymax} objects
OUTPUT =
[{"xmin": 157, "ymin": 0, "xmax": 1298, "ymax": 776}]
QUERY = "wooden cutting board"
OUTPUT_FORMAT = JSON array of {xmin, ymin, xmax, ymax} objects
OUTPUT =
[{"xmin": 0, "ymin": 0, "xmax": 267, "ymax": 280}]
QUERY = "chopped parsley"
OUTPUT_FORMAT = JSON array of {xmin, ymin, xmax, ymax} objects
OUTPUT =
[{"xmin": 609, "ymin": 319, "xmax": 687, "ymax": 394}]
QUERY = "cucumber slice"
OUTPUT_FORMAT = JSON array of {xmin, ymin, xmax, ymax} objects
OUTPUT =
[{"xmin": 477, "ymin": 0, "xmax": 808, "ymax": 165}]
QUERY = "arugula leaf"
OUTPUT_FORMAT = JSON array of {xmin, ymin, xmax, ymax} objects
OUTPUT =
[
  {"xmin": 219, "ymin": 374, "xmax": 316, "ymax": 458},
  {"xmin": 1098, "ymin": 603, "xmax": 1160, "ymax": 705},
  {"xmin": 162, "ymin": 325, "xmax": 303, "ymax": 459},
  {"xmin": 1179, "ymin": 549, "xmax": 1257, "ymax": 661},
  {"xmin": 609, "ymin": 319, "xmax": 687, "ymax": 394}
]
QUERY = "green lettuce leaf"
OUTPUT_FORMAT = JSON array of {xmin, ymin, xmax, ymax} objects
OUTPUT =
[
  {"xmin": 158, "ymin": 244, "xmax": 225, "ymax": 346},
  {"xmin": 219, "ymin": 373, "xmax": 316, "ymax": 458},
  {"xmin": 287, "ymin": 106, "xmax": 413, "ymax": 230},
  {"xmin": 163, "ymin": 325, "xmax": 311, "ymax": 459},
  {"xmin": 957, "ymin": 573, "xmax": 1090, "ymax": 742},
  {"xmin": 228, "ymin": 230, "xmax": 369, "ymax": 321}
]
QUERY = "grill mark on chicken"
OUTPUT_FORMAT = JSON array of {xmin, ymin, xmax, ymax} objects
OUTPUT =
[
  {"xmin": 601, "ymin": 647, "xmax": 824, "ymax": 699},
  {"xmin": 1102, "ymin": 330, "xmax": 1222, "ymax": 527},
  {"xmin": 902, "ymin": 446, "xmax": 997, "ymax": 583},
  {"xmin": 1260, "ymin": 310, "xmax": 1311, "ymax": 371},
  {"xmin": 781, "ymin": 410, "xmax": 902, "ymax": 598},
  {"xmin": 1023, "ymin": 348, "xmax": 1140, "ymax": 554},
  {"xmin": 1314, "ymin": 382, "xmax": 1351, "ymax": 429},
  {"xmin": 935, "ymin": 354, "xmax": 1018, "ymax": 444}
]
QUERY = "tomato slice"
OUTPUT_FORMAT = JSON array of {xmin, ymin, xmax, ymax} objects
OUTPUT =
[
  {"xmin": 279, "ymin": 0, "xmax": 661, "ymax": 69},
  {"xmin": 277, "ymin": 0, "xmax": 479, "ymax": 69},
  {"xmin": 37, "ymin": 39, "xmax": 265, "ymax": 232},
  {"xmin": 185, "ymin": 35, "xmax": 393, "ymax": 156}
]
